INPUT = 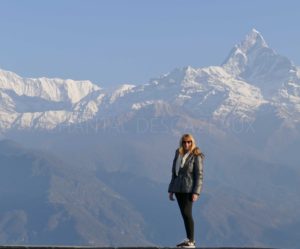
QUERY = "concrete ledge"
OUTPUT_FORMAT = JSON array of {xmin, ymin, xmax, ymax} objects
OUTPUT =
[{"xmin": 0, "ymin": 246, "xmax": 278, "ymax": 249}]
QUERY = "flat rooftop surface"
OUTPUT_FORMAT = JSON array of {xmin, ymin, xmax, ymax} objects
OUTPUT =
[{"xmin": 0, "ymin": 246, "xmax": 278, "ymax": 249}]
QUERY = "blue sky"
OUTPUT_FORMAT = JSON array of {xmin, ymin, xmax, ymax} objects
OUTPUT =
[{"xmin": 0, "ymin": 0, "xmax": 299, "ymax": 88}]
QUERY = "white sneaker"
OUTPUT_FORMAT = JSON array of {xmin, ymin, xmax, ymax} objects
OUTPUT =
[{"xmin": 176, "ymin": 238, "xmax": 196, "ymax": 248}]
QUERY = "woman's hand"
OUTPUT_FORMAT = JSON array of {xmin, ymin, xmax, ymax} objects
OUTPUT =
[
  {"xmin": 192, "ymin": 194, "xmax": 199, "ymax": 202},
  {"xmin": 169, "ymin": 192, "xmax": 175, "ymax": 201}
]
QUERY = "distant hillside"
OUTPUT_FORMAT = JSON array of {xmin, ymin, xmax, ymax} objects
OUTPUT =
[{"xmin": 0, "ymin": 139, "xmax": 150, "ymax": 246}]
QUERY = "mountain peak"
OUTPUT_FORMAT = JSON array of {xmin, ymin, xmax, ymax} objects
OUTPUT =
[
  {"xmin": 222, "ymin": 29, "xmax": 269, "ymax": 74},
  {"xmin": 222, "ymin": 29, "xmax": 294, "ymax": 97},
  {"xmin": 240, "ymin": 28, "xmax": 268, "ymax": 52}
]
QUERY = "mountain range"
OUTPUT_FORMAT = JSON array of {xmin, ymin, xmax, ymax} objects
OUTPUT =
[
  {"xmin": 1, "ymin": 29, "xmax": 300, "ymax": 131},
  {"xmin": 0, "ymin": 29, "xmax": 300, "ymax": 248}
]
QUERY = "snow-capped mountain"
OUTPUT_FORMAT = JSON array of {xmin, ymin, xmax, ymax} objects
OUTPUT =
[
  {"xmin": 128, "ymin": 65, "xmax": 267, "ymax": 123},
  {"xmin": 0, "ymin": 29, "xmax": 300, "ymax": 134},
  {"xmin": 222, "ymin": 29, "xmax": 295, "ymax": 97},
  {"xmin": 221, "ymin": 28, "xmax": 300, "ymax": 123},
  {"xmin": 0, "ymin": 69, "xmax": 104, "ymax": 130}
]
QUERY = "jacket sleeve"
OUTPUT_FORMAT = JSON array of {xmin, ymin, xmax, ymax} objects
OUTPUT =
[
  {"xmin": 168, "ymin": 149, "xmax": 179, "ymax": 193},
  {"xmin": 192, "ymin": 155, "xmax": 204, "ymax": 195}
]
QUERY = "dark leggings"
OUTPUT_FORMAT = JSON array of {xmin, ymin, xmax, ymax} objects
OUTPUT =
[{"xmin": 175, "ymin": 193, "xmax": 194, "ymax": 241}]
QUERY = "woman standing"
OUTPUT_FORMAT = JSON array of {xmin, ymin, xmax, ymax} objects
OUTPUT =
[{"xmin": 168, "ymin": 134, "xmax": 204, "ymax": 248}]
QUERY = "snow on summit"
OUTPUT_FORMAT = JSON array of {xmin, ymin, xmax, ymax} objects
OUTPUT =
[
  {"xmin": 0, "ymin": 68, "xmax": 104, "ymax": 131},
  {"xmin": 109, "ymin": 84, "xmax": 135, "ymax": 104},
  {"xmin": 239, "ymin": 28, "xmax": 268, "ymax": 52},
  {"xmin": 221, "ymin": 29, "xmax": 298, "ymax": 100},
  {"xmin": 222, "ymin": 29, "xmax": 269, "ymax": 76},
  {"xmin": 0, "ymin": 69, "xmax": 101, "ymax": 103}
]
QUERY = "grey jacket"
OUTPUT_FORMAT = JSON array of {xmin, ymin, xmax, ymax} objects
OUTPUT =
[{"xmin": 168, "ymin": 148, "xmax": 204, "ymax": 195}]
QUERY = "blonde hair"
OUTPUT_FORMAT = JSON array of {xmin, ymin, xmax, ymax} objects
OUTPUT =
[{"xmin": 178, "ymin": 133, "xmax": 204, "ymax": 159}]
